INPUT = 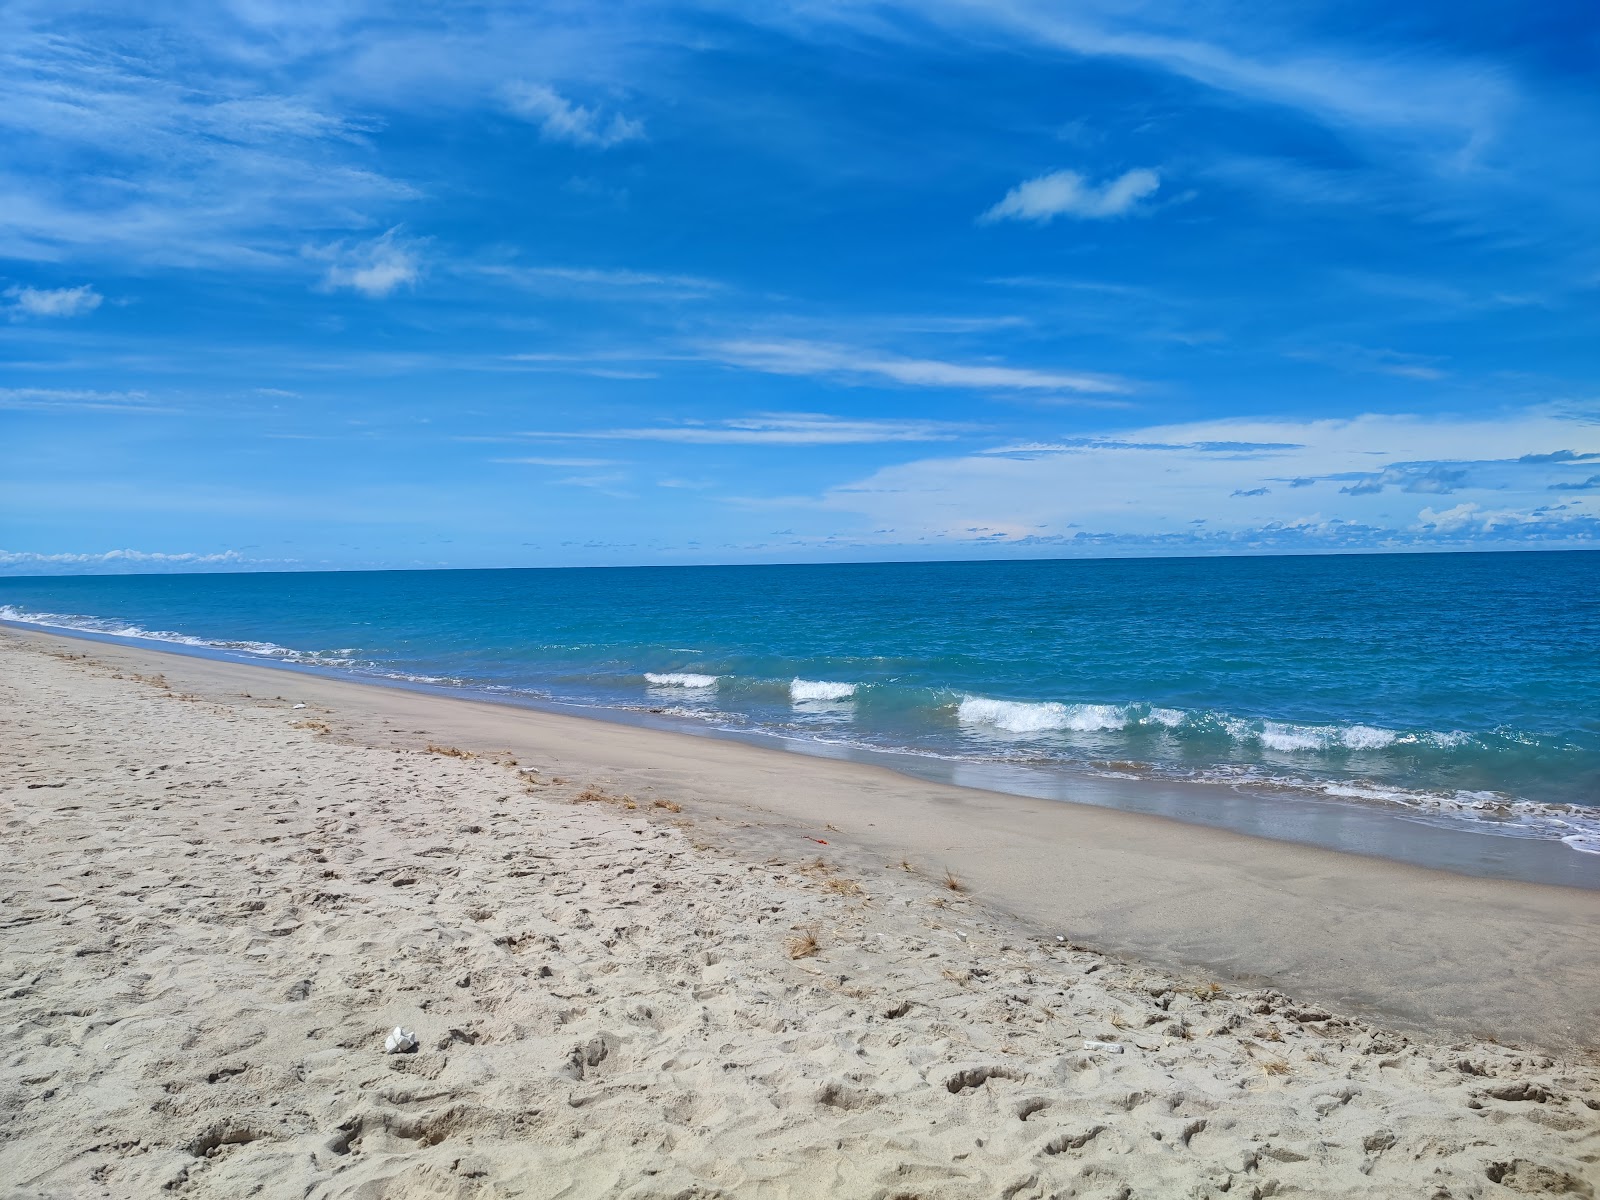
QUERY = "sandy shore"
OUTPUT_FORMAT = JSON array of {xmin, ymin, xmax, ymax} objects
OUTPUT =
[{"xmin": 2, "ymin": 628, "xmax": 1597, "ymax": 1198}]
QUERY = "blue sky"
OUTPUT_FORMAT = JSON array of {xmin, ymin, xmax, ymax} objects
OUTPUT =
[{"xmin": 2, "ymin": 0, "xmax": 1598, "ymax": 573}]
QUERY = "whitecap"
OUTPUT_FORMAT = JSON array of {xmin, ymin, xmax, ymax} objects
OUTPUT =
[
  {"xmin": 0, "ymin": 604, "xmax": 356, "ymax": 667},
  {"xmin": 1143, "ymin": 707, "xmax": 1187, "ymax": 728},
  {"xmin": 958, "ymin": 696, "xmax": 1070, "ymax": 733},
  {"xmin": 1257, "ymin": 721, "xmax": 1333, "ymax": 752},
  {"xmin": 957, "ymin": 696, "xmax": 1136, "ymax": 734},
  {"xmin": 1340, "ymin": 724, "xmax": 1398, "ymax": 750},
  {"xmin": 791, "ymin": 679, "xmax": 856, "ymax": 702},
  {"xmin": 1061, "ymin": 703, "xmax": 1134, "ymax": 732},
  {"xmin": 644, "ymin": 672, "xmax": 719, "ymax": 689}
]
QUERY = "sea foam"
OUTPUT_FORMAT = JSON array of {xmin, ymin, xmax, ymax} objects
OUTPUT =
[
  {"xmin": 791, "ymin": 679, "xmax": 856, "ymax": 702},
  {"xmin": 0, "ymin": 604, "xmax": 355, "ymax": 667},
  {"xmin": 644, "ymin": 672, "xmax": 719, "ymax": 689},
  {"xmin": 958, "ymin": 696, "xmax": 1133, "ymax": 733}
]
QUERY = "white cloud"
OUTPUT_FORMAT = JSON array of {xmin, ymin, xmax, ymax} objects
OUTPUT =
[
  {"xmin": 5, "ymin": 284, "xmax": 102, "ymax": 317},
  {"xmin": 0, "ymin": 548, "xmax": 247, "ymax": 570},
  {"xmin": 315, "ymin": 228, "xmax": 420, "ymax": 297},
  {"xmin": 0, "ymin": 19, "xmax": 418, "ymax": 267},
  {"xmin": 709, "ymin": 339, "xmax": 1131, "ymax": 396},
  {"xmin": 491, "ymin": 456, "xmax": 624, "ymax": 467},
  {"xmin": 1287, "ymin": 343, "xmax": 1448, "ymax": 381},
  {"xmin": 505, "ymin": 83, "xmax": 644, "ymax": 149},
  {"xmin": 794, "ymin": 406, "xmax": 1600, "ymax": 549},
  {"xmin": 982, "ymin": 168, "xmax": 1160, "ymax": 223},
  {"xmin": 522, "ymin": 412, "xmax": 975, "ymax": 445},
  {"xmin": 837, "ymin": 2, "xmax": 1508, "ymax": 148},
  {"xmin": 479, "ymin": 264, "xmax": 720, "ymax": 300},
  {"xmin": 0, "ymin": 387, "xmax": 163, "ymax": 412}
]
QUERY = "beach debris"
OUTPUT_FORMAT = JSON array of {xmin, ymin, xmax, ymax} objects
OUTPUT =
[
  {"xmin": 292, "ymin": 703, "xmax": 306, "ymax": 709},
  {"xmin": 1083, "ymin": 1039, "xmax": 1124, "ymax": 1054},
  {"xmin": 384, "ymin": 1026, "xmax": 419, "ymax": 1054}
]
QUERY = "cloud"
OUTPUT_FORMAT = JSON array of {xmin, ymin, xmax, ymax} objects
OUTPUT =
[
  {"xmin": 0, "ymin": 17, "xmax": 418, "ymax": 267},
  {"xmin": 838, "ymin": 2, "xmax": 1507, "ymax": 148},
  {"xmin": 981, "ymin": 168, "xmax": 1159, "ymax": 223},
  {"xmin": 521, "ymin": 412, "xmax": 974, "ymax": 445},
  {"xmin": 0, "ymin": 387, "xmax": 164, "ymax": 413},
  {"xmin": 1337, "ymin": 464, "xmax": 1468, "ymax": 496},
  {"xmin": 708, "ymin": 339, "xmax": 1131, "ymax": 396},
  {"xmin": 0, "ymin": 548, "xmax": 250, "ymax": 572},
  {"xmin": 784, "ymin": 407, "xmax": 1600, "ymax": 552},
  {"xmin": 315, "ymin": 228, "xmax": 420, "ymax": 297},
  {"xmin": 984, "ymin": 437, "xmax": 1300, "ymax": 456},
  {"xmin": 6, "ymin": 284, "xmax": 102, "ymax": 317},
  {"xmin": 491, "ymin": 456, "xmax": 623, "ymax": 467},
  {"xmin": 479, "ymin": 264, "xmax": 720, "ymax": 299},
  {"xmin": 505, "ymin": 83, "xmax": 643, "ymax": 149},
  {"xmin": 1520, "ymin": 449, "xmax": 1600, "ymax": 464},
  {"xmin": 1549, "ymin": 474, "xmax": 1600, "ymax": 491},
  {"xmin": 1287, "ymin": 344, "xmax": 1448, "ymax": 381}
]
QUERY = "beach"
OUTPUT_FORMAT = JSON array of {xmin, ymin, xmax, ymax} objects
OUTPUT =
[{"xmin": 2, "ymin": 624, "xmax": 1597, "ymax": 1198}]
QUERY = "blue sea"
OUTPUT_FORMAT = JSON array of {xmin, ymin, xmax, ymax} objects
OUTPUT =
[{"xmin": 4, "ymin": 553, "xmax": 1598, "ymax": 865}]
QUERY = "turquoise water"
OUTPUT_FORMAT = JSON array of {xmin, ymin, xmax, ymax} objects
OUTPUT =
[{"xmin": 3, "ymin": 552, "xmax": 1597, "ymax": 857}]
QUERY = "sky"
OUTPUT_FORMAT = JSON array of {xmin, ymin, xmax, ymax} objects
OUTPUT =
[{"xmin": 2, "ymin": 0, "xmax": 1598, "ymax": 574}]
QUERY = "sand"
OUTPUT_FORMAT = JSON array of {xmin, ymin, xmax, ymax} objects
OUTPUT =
[{"xmin": 1, "ymin": 627, "xmax": 1597, "ymax": 1199}]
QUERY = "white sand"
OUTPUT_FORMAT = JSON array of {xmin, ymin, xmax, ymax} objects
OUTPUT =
[{"xmin": 1, "ymin": 630, "xmax": 1597, "ymax": 1198}]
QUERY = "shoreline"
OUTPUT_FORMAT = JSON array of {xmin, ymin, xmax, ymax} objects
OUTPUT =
[
  {"xmin": 3, "ymin": 625, "xmax": 1598, "ymax": 1197},
  {"xmin": 6, "ymin": 623, "xmax": 1599, "ymax": 1053},
  {"xmin": 5, "ymin": 615, "xmax": 1597, "ymax": 891}
]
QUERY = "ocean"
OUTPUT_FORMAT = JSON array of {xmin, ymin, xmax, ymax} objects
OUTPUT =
[{"xmin": 4, "ymin": 552, "xmax": 1597, "ymax": 869}]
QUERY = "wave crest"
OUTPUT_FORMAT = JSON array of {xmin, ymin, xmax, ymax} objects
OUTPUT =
[
  {"xmin": 644, "ymin": 672, "xmax": 719, "ymax": 689},
  {"xmin": 958, "ymin": 697, "xmax": 1133, "ymax": 733},
  {"xmin": 0, "ymin": 604, "xmax": 356, "ymax": 667},
  {"xmin": 791, "ymin": 679, "xmax": 856, "ymax": 702}
]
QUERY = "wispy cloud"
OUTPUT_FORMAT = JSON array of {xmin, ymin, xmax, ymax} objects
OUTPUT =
[
  {"xmin": 0, "ymin": 387, "xmax": 165, "ymax": 413},
  {"xmin": 478, "ymin": 264, "xmax": 721, "ymax": 300},
  {"xmin": 0, "ymin": 21, "xmax": 415, "ymax": 266},
  {"xmin": 5, "ymin": 284, "xmax": 102, "ymax": 318},
  {"xmin": 1549, "ymin": 474, "xmax": 1600, "ymax": 492},
  {"xmin": 981, "ymin": 168, "xmax": 1159, "ymax": 223},
  {"xmin": 505, "ymin": 83, "xmax": 643, "ymax": 149},
  {"xmin": 521, "ymin": 412, "xmax": 975, "ymax": 445},
  {"xmin": 852, "ymin": 1, "xmax": 1510, "ymax": 149},
  {"xmin": 1288, "ymin": 343, "xmax": 1448, "ymax": 382},
  {"xmin": 1336, "ymin": 464, "xmax": 1467, "ymax": 496},
  {"xmin": 314, "ymin": 228, "xmax": 421, "ymax": 297},
  {"xmin": 708, "ymin": 339, "xmax": 1131, "ymax": 396},
  {"xmin": 491, "ymin": 456, "xmax": 624, "ymax": 467},
  {"xmin": 0, "ymin": 548, "xmax": 251, "ymax": 572},
  {"xmin": 794, "ymin": 406, "xmax": 1600, "ymax": 550}
]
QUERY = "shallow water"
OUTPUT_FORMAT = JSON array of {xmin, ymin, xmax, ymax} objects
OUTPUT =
[{"xmin": 4, "ymin": 551, "xmax": 1597, "ymax": 860}]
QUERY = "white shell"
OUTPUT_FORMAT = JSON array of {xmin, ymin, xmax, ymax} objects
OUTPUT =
[{"xmin": 384, "ymin": 1026, "xmax": 418, "ymax": 1054}]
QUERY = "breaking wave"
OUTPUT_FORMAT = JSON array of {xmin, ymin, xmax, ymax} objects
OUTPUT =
[
  {"xmin": 5, "ymin": 598, "xmax": 1593, "ymax": 857},
  {"xmin": 0, "ymin": 604, "xmax": 358, "ymax": 668},
  {"xmin": 644, "ymin": 672, "xmax": 719, "ymax": 688},
  {"xmin": 791, "ymin": 679, "xmax": 857, "ymax": 702}
]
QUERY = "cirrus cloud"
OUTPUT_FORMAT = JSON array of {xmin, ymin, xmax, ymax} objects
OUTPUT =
[
  {"xmin": 981, "ymin": 168, "xmax": 1160, "ymax": 223},
  {"xmin": 5, "ymin": 283, "xmax": 102, "ymax": 317},
  {"xmin": 517, "ymin": 412, "xmax": 976, "ymax": 445},
  {"xmin": 708, "ymin": 338, "xmax": 1131, "ymax": 396},
  {"xmin": 505, "ymin": 83, "xmax": 644, "ymax": 149}
]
